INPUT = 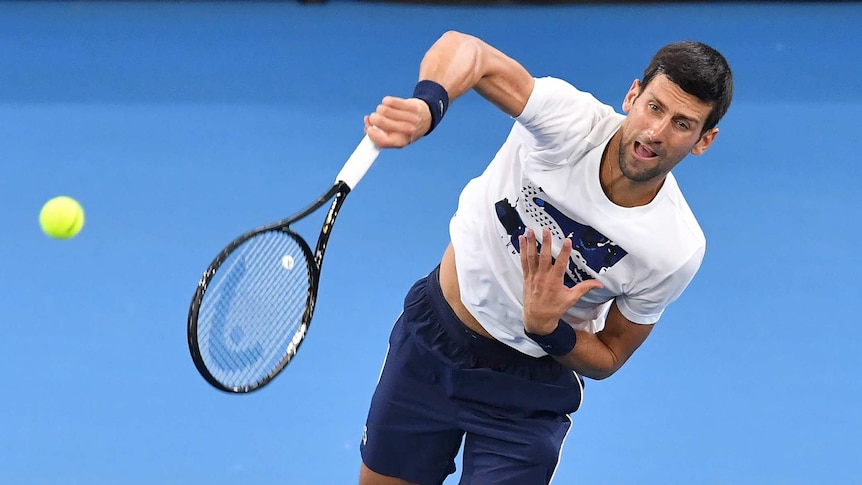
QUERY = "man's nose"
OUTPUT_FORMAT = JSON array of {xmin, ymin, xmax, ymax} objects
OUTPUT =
[{"xmin": 647, "ymin": 117, "xmax": 670, "ymax": 143}]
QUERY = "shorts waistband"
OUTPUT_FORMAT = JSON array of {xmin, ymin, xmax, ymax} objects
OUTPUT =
[{"xmin": 424, "ymin": 265, "xmax": 555, "ymax": 367}]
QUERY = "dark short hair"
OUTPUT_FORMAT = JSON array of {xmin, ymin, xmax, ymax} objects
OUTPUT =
[{"xmin": 642, "ymin": 41, "xmax": 733, "ymax": 133}]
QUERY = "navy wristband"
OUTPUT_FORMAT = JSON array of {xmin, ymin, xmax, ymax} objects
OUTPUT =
[
  {"xmin": 525, "ymin": 321, "xmax": 578, "ymax": 356},
  {"xmin": 412, "ymin": 80, "xmax": 449, "ymax": 135}
]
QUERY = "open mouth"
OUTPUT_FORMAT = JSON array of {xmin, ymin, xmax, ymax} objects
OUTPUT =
[{"xmin": 633, "ymin": 141, "xmax": 659, "ymax": 161}]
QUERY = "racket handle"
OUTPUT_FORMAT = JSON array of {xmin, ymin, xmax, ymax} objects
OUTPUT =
[{"xmin": 336, "ymin": 135, "xmax": 381, "ymax": 189}]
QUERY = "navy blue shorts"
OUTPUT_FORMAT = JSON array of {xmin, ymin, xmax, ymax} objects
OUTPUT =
[{"xmin": 360, "ymin": 266, "xmax": 584, "ymax": 485}]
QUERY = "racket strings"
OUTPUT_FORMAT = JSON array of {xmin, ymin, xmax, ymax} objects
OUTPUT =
[
  {"xmin": 196, "ymin": 230, "xmax": 312, "ymax": 389},
  {"xmin": 202, "ymin": 243, "xmax": 309, "ymax": 384}
]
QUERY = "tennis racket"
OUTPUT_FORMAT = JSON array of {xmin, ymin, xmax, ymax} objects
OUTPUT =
[{"xmin": 187, "ymin": 135, "xmax": 380, "ymax": 393}]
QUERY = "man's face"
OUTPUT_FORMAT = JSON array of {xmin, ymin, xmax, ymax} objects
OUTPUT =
[{"xmin": 617, "ymin": 74, "xmax": 718, "ymax": 183}]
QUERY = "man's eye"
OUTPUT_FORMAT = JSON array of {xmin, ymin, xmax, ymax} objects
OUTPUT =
[
  {"xmin": 677, "ymin": 121, "xmax": 689, "ymax": 130},
  {"xmin": 648, "ymin": 103, "xmax": 658, "ymax": 111}
]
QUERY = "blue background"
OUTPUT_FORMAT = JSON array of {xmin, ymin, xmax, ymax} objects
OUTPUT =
[{"xmin": 1, "ymin": 1, "xmax": 860, "ymax": 484}]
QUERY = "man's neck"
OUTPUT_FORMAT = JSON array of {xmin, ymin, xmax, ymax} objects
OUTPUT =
[{"xmin": 600, "ymin": 131, "xmax": 665, "ymax": 208}]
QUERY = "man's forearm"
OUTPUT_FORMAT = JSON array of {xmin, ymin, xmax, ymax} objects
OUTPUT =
[{"xmin": 554, "ymin": 330, "xmax": 623, "ymax": 380}]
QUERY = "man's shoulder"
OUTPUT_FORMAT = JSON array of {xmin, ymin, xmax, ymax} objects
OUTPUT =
[
  {"xmin": 530, "ymin": 76, "xmax": 604, "ymax": 105},
  {"xmin": 662, "ymin": 174, "xmax": 706, "ymax": 246},
  {"xmin": 517, "ymin": 76, "xmax": 621, "ymax": 146}
]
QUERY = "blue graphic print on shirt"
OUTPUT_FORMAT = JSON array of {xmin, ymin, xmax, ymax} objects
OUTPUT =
[{"xmin": 495, "ymin": 187, "xmax": 627, "ymax": 287}]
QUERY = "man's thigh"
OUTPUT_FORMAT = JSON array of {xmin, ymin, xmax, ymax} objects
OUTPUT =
[
  {"xmin": 459, "ymin": 412, "xmax": 573, "ymax": 485},
  {"xmin": 360, "ymin": 313, "xmax": 464, "ymax": 485}
]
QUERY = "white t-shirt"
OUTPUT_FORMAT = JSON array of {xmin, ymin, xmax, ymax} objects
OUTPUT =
[{"xmin": 449, "ymin": 76, "xmax": 706, "ymax": 357}]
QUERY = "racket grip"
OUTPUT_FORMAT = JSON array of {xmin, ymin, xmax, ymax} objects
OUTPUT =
[{"xmin": 336, "ymin": 135, "xmax": 381, "ymax": 189}]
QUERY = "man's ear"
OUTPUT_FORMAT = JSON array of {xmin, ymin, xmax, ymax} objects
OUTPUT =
[
  {"xmin": 691, "ymin": 128, "xmax": 718, "ymax": 156},
  {"xmin": 621, "ymin": 79, "xmax": 641, "ymax": 114}
]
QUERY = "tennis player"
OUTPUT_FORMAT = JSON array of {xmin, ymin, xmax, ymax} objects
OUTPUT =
[{"xmin": 359, "ymin": 31, "xmax": 733, "ymax": 485}]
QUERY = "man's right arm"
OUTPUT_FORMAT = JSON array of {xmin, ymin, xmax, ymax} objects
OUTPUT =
[{"xmin": 365, "ymin": 31, "xmax": 535, "ymax": 148}]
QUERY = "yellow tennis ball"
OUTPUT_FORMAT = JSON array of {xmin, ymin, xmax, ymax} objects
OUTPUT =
[{"xmin": 39, "ymin": 196, "xmax": 85, "ymax": 239}]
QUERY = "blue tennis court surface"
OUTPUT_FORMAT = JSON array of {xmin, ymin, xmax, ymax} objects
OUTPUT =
[{"xmin": 0, "ymin": 2, "xmax": 859, "ymax": 484}]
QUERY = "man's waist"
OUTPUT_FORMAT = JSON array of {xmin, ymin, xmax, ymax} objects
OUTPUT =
[{"xmin": 439, "ymin": 243, "xmax": 496, "ymax": 341}]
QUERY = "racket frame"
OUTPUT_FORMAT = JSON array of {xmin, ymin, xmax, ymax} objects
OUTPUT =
[
  {"xmin": 187, "ymin": 135, "xmax": 378, "ymax": 393},
  {"xmin": 187, "ymin": 182, "xmax": 350, "ymax": 393}
]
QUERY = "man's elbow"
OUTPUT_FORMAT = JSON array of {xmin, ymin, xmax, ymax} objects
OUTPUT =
[
  {"xmin": 580, "ymin": 366, "xmax": 618, "ymax": 381},
  {"xmin": 439, "ymin": 30, "xmax": 473, "ymax": 44},
  {"xmin": 436, "ymin": 31, "xmax": 484, "ymax": 56},
  {"xmin": 576, "ymin": 353, "xmax": 627, "ymax": 380}
]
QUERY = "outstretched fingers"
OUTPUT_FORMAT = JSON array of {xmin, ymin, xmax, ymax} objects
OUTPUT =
[
  {"xmin": 520, "ymin": 227, "xmax": 603, "ymax": 308},
  {"xmin": 519, "ymin": 228, "xmax": 538, "ymax": 276},
  {"xmin": 520, "ymin": 228, "xmax": 561, "ymax": 278},
  {"xmin": 547, "ymin": 229, "xmax": 577, "ymax": 283},
  {"xmin": 538, "ymin": 227, "xmax": 554, "ymax": 270}
]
